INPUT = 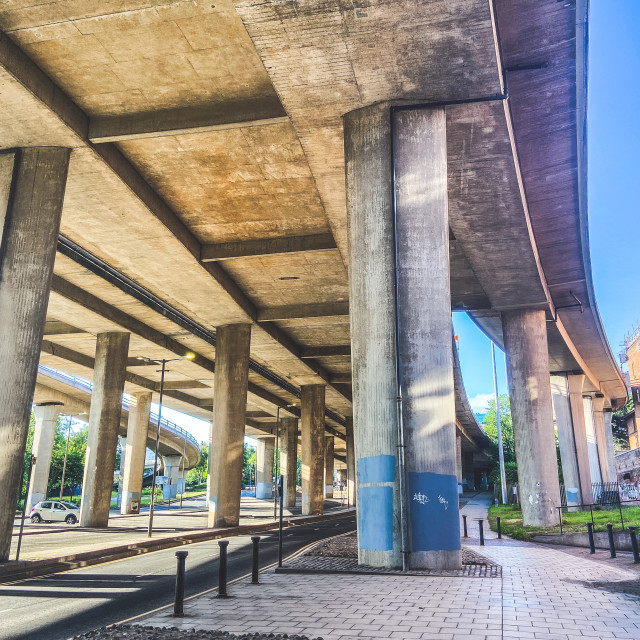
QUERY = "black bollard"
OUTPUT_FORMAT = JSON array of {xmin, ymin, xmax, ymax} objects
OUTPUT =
[
  {"xmin": 606, "ymin": 524, "xmax": 616, "ymax": 558},
  {"xmin": 497, "ymin": 516, "xmax": 502, "ymax": 539},
  {"xmin": 278, "ymin": 475, "xmax": 284, "ymax": 568},
  {"xmin": 218, "ymin": 540, "xmax": 229, "ymax": 597},
  {"xmin": 629, "ymin": 527, "xmax": 640, "ymax": 564},
  {"xmin": 251, "ymin": 536, "xmax": 260, "ymax": 584},
  {"xmin": 173, "ymin": 550, "xmax": 188, "ymax": 617},
  {"xmin": 587, "ymin": 522, "xmax": 595, "ymax": 554},
  {"xmin": 462, "ymin": 514, "xmax": 468, "ymax": 538},
  {"xmin": 478, "ymin": 519, "xmax": 485, "ymax": 546}
]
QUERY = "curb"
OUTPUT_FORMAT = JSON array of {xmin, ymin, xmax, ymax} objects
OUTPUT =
[{"xmin": 0, "ymin": 508, "xmax": 355, "ymax": 584}]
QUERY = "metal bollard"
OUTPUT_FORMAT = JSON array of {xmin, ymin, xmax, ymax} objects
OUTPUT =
[
  {"xmin": 628, "ymin": 527, "xmax": 640, "ymax": 564},
  {"xmin": 218, "ymin": 540, "xmax": 229, "ymax": 597},
  {"xmin": 587, "ymin": 522, "xmax": 595, "ymax": 554},
  {"xmin": 497, "ymin": 516, "xmax": 502, "ymax": 539},
  {"xmin": 478, "ymin": 519, "xmax": 485, "ymax": 546},
  {"xmin": 606, "ymin": 524, "xmax": 616, "ymax": 558},
  {"xmin": 251, "ymin": 536, "xmax": 260, "ymax": 584},
  {"xmin": 173, "ymin": 550, "xmax": 188, "ymax": 617},
  {"xmin": 462, "ymin": 514, "xmax": 468, "ymax": 538}
]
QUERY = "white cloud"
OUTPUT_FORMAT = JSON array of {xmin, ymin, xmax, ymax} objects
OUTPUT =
[{"xmin": 469, "ymin": 393, "xmax": 493, "ymax": 414}]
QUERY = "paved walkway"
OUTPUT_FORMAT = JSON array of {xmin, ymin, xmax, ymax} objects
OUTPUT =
[
  {"xmin": 9, "ymin": 494, "xmax": 348, "ymax": 562},
  {"xmin": 137, "ymin": 493, "xmax": 640, "ymax": 640}
]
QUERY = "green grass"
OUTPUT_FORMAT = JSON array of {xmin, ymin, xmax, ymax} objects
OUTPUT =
[{"xmin": 488, "ymin": 504, "xmax": 640, "ymax": 541}]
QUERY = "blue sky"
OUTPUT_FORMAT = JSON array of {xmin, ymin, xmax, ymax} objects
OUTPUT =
[{"xmin": 98, "ymin": 2, "xmax": 640, "ymax": 439}]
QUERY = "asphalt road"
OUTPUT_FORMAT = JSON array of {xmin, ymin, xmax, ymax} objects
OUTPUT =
[{"xmin": 0, "ymin": 514, "xmax": 356, "ymax": 640}]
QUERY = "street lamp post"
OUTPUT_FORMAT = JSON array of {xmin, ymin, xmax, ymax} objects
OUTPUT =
[
  {"xmin": 60, "ymin": 414, "xmax": 73, "ymax": 500},
  {"xmin": 273, "ymin": 406, "xmax": 280, "ymax": 520},
  {"xmin": 492, "ymin": 341, "xmax": 508, "ymax": 505}
]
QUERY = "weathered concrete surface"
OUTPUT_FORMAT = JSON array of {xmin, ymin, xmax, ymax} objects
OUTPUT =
[
  {"xmin": 26, "ymin": 402, "xmax": 63, "ymax": 512},
  {"xmin": 324, "ymin": 436, "xmax": 335, "ymax": 498},
  {"xmin": 122, "ymin": 392, "xmax": 152, "ymax": 514},
  {"xmin": 80, "ymin": 332, "xmax": 130, "ymax": 528},
  {"xmin": 345, "ymin": 418, "xmax": 356, "ymax": 508},
  {"xmin": 592, "ymin": 395, "xmax": 612, "ymax": 483},
  {"xmin": 281, "ymin": 418, "xmax": 298, "ymax": 508},
  {"xmin": 208, "ymin": 324, "xmax": 251, "ymax": 528},
  {"xmin": 256, "ymin": 437, "xmax": 274, "ymax": 500},
  {"xmin": 301, "ymin": 385, "xmax": 325, "ymax": 516},
  {"xmin": 0, "ymin": 147, "xmax": 70, "ymax": 562},
  {"xmin": 503, "ymin": 309, "xmax": 560, "ymax": 527},
  {"xmin": 583, "ymin": 395, "xmax": 603, "ymax": 485},
  {"xmin": 161, "ymin": 454, "xmax": 182, "ymax": 500},
  {"xmin": 603, "ymin": 409, "xmax": 617, "ymax": 483},
  {"xmin": 568, "ymin": 374, "xmax": 594, "ymax": 504}
]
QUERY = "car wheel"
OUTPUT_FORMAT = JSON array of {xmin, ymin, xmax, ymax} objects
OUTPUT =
[
  {"xmin": 65, "ymin": 514, "xmax": 77, "ymax": 525},
  {"xmin": 31, "ymin": 514, "xmax": 42, "ymax": 523}
]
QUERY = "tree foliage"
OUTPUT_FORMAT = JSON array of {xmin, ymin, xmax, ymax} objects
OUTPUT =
[
  {"xmin": 482, "ymin": 394, "xmax": 519, "ymax": 485},
  {"xmin": 186, "ymin": 443, "xmax": 208, "ymax": 486},
  {"xmin": 612, "ymin": 393, "xmax": 632, "ymax": 452}
]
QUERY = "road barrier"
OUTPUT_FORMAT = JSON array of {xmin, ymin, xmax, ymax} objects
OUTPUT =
[
  {"xmin": 606, "ymin": 524, "xmax": 616, "ymax": 558},
  {"xmin": 476, "ymin": 518, "xmax": 485, "ymax": 546},
  {"xmin": 628, "ymin": 526, "xmax": 639, "ymax": 563},
  {"xmin": 173, "ymin": 550, "xmax": 188, "ymax": 617},
  {"xmin": 217, "ymin": 540, "xmax": 229, "ymax": 597},
  {"xmin": 251, "ymin": 536, "xmax": 261, "ymax": 584},
  {"xmin": 462, "ymin": 514, "xmax": 468, "ymax": 538},
  {"xmin": 496, "ymin": 516, "xmax": 502, "ymax": 539},
  {"xmin": 587, "ymin": 522, "xmax": 595, "ymax": 554}
]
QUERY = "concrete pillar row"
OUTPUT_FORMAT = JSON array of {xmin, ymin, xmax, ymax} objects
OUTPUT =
[
  {"xmin": 80, "ymin": 332, "xmax": 131, "ymax": 528},
  {"xmin": 256, "ymin": 437, "xmax": 275, "ymax": 500},
  {"xmin": 567, "ymin": 374, "xmax": 594, "ymax": 504},
  {"xmin": 122, "ymin": 391, "xmax": 152, "ymax": 514},
  {"xmin": 592, "ymin": 395, "xmax": 612, "ymax": 483},
  {"xmin": 301, "ymin": 384, "xmax": 325, "ymax": 516},
  {"xmin": 345, "ymin": 103, "xmax": 459, "ymax": 571},
  {"xmin": 550, "ymin": 375, "xmax": 582, "ymax": 506},
  {"xmin": 0, "ymin": 147, "xmax": 71, "ymax": 561},
  {"xmin": 281, "ymin": 417, "xmax": 298, "ymax": 508},
  {"xmin": 502, "ymin": 309, "xmax": 561, "ymax": 527},
  {"xmin": 324, "ymin": 435, "xmax": 335, "ymax": 498},
  {"xmin": 345, "ymin": 417, "xmax": 356, "ymax": 507},
  {"xmin": 26, "ymin": 402, "xmax": 64, "ymax": 512},
  {"xmin": 603, "ymin": 409, "xmax": 617, "ymax": 483},
  {"xmin": 207, "ymin": 323, "xmax": 252, "ymax": 528}
]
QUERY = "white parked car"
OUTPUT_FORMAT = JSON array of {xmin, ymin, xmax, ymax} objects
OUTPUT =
[{"xmin": 30, "ymin": 500, "xmax": 79, "ymax": 524}]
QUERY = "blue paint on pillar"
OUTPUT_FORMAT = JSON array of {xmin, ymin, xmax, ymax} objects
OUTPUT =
[
  {"xmin": 357, "ymin": 454, "xmax": 395, "ymax": 484},
  {"xmin": 407, "ymin": 471, "xmax": 460, "ymax": 552},
  {"xmin": 358, "ymin": 485, "xmax": 394, "ymax": 550}
]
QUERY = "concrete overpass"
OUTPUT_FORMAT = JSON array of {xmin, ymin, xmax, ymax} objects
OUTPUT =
[{"xmin": 0, "ymin": 0, "xmax": 625, "ymax": 569}]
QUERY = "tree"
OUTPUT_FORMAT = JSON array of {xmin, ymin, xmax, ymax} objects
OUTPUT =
[
  {"xmin": 186, "ymin": 443, "xmax": 208, "ymax": 486},
  {"xmin": 612, "ymin": 393, "xmax": 632, "ymax": 452},
  {"xmin": 243, "ymin": 443, "xmax": 256, "ymax": 486},
  {"xmin": 483, "ymin": 394, "xmax": 520, "ymax": 486}
]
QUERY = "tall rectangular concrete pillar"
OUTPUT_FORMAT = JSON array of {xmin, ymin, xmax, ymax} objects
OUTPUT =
[
  {"xmin": 592, "ymin": 395, "xmax": 612, "ymax": 483},
  {"xmin": 550, "ymin": 375, "xmax": 581, "ymax": 506},
  {"xmin": 208, "ymin": 324, "xmax": 251, "ymax": 528},
  {"xmin": 567, "ymin": 375, "xmax": 593, "ymax": 504},
  {"xmin": 502, "ymin": 309, "xmax": 561, "ymax": 527},
  {"xmin": 256, "ymin": 437, "xmax": 275, "ymax": 500},
  {"xmin": 583, "ymin": 395, "xmax": 602, "ymax": 485},
  {"xmin": 344, "ymin": 104, "xmax": 459, "ymax": 570},
  {"xmin": 0, "ymin": 147, "xmax": 71, "ymax": 561},
  {"xmin": 281, "ymin": 418, "xmax": 298, "ymax": 508},
  {"xmin": 80, "ymin": 332, "xmax": 130, "ymax": 528},
  {"xmin": 162, "ymin": 455, "xmax": 182, "ymax": 500},
  {"xmin": 26, "ymin": 402, "xmax": 64, "ymax": 512},
  {"xmin": 603, "ymin": 409, "xmax": 617, "ymax": 483},
  {"xmin": 455, "ymin": 435, "xmax": 463, "ymax": 491},
  {"xmin": 122, "ymin": 392, "xmax": 151, "ymax": 514},
  {"xmin": 324, "ymin": 436, "xmax": 335, "ymax": 498},
  {"xmin": 345, "ymin": 417, "xmax": 356, "ymax": 507},
  {"xmin": 301, "ymin": 384, "xmax": 325, "ymax": 516}
]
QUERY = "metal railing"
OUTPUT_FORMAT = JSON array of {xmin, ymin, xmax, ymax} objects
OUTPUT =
[
  {"xmin": 591, "ymin": 482, "xmax": 620, "ymax": 505},
  {"xmin": 38, "ymin": 365, "xmax": 199, "ymax": 451}
]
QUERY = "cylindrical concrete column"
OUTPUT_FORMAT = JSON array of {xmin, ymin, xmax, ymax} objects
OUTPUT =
[
  {"xmin": 592, "ymin": 396, "xmax": 612, "ymax": 483},
  {"xmin": 122, "ymin": 392, "xmax": 151, "ymax": 514},
  {"xmin": 281, "ymin": 418, "xmax": 298, "ymax": 508},
  {"xmin": 345, "ymin": 417, "xmax": 356, "ymax": 507},
  {"xmin": 207, "ymin": 324, "xmax": 251, "ymax": 528},
  {"xmin": 502, "ymin": 309, "xmax": 561, "ymax": 527},
  {"xmin": 256, "ymin": 437, "xmax": 275, "ymax": 500},
  {"xmin": 567, "ymin": 374, "xmax": 593, "ymax": 504},
  {"xmin": 162, "ymin": 454, "xmax": 182, "ymax": 500},
  {"xmin": 324, "ymin": 436, "xmax": 335, "ymax": 498},
  {"xmin": 550, "ymin": 375, "xmax": 581, "ymax": 506},
  {"xmin": 583, "ymin": 395, "xmax": 602, "ymax": 485},
  {"xmin": 0, "ymin": 147, "xmax": 71, "ymax": 561},
  {"xmin": 301, "ymin": 384, "xmax": 325, "ymax": 516},
  {"xmin": 603, "ymin": 409, "xmax": 617, "ymax": 483},
  {"xmin": 80, "ymin": 332, "xmax": 130, "ymax": 528},
  {"xmin": 26, "ymin": 402, "xmax": 64, "ymax": 512}
]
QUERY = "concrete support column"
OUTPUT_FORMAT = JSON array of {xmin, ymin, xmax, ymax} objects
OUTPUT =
[
  {"xmin": 256, "ymin": 437, "xmax": 275, "ymax": 500},
  {"xmin": 502, "ymin": 309, "xmax": 561, "ymax": 527},
  {"xmin": 583, "ymin": 395, "xmax": 602, "ymax": 485},
  {"xmin": 455, "ymin": 435, "xmax": 463, "ymax": 493},
  {"xmin": 116, "ymin": 436, "xmax": 126, "ymax": 509},
  {"xmin": 207, "ymin": 324, "xmax": 251, "ymax": 528},
  {"xmin": 567, "ymin": 375, "xmax": 594, "ymax": 504},
  {"xmin": 301, "ymin": 384, "xmax": 325, "ymax": 516},
  {"xmin": 80, "ymin": 332, "xmax": 130, "ymax": 528},
  {"xmin": 592, "ymin": 396, "xmax": 612, "ymax": 483},
  {"xmin": 281, "ymin": 418, "xmax": 298, "ymax": 508},
  {"xmin": 324, "ymin": 436, "xmax": 335, "ymax": 498},
  {"xmin": 162, "ymin": 455, "xmax": 182, "ymax": 500},
  {"xmin": 550, "ymin": 375, "xmax": 581, "ymax": 506},
  {"xmin": 0, "ymin": 147, "xmax": 71, "ymax": 561},
  {"xmin": 26, "ymin": 403, "xmax": 63, "ymax": 512},
  {"xmin": 122, "ymin": 392, "xmax": 151, "ymax": 514},
  {"xmin": 345, "ymin": 104, "xmax": 458, "ymax": 570},
  {"xmin": 603, "ymin": 409, "xmax": 617, "ymax": 483},
  {"xmin": 345, "ymin": 417, "xmax": 356, "ymax": 507}
]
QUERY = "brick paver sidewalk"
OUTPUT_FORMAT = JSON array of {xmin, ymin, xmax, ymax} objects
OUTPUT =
[{"xmin": 137, "ymin": 494, "xmax": 640, "ymax": 640}]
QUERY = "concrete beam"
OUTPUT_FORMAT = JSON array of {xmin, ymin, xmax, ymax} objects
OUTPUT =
[
  {"xmin": 258, "ymin": 301, "xmax": 348, "ymax": 323},
  {"xmin": 300, "ymin": 346, "xmax": 351, "ymax": 358},
  {"xmin": 43, "ymin": 320, "xmax": 86, "ymax": 336},
  {"xmin": 89, "ymin": 97, "xmax": 289, "ymax": 144},
  {"xmin": 201, "ymin": 233, "xmax": 336, "ymax": 262},
  {"xmin": 330, "ymin": 373, "xmax": 352, "ymax": 384}
]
